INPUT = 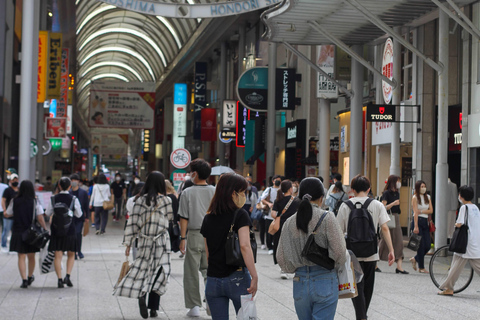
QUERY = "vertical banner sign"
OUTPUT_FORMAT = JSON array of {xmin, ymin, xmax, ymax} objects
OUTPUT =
[
  {"xmin": 316, "ymin": 45, "xmax": 338, "ymax": 99},
  {"xmin": 57, "ymin": 48, "xmax": 69, "ymax": 117},
  {"xmin": 201, "ymin": 108, "xmax": 217, "ymax": 141},
  {"xmin": 275, "ymin": 68, "xmax": 296, "ymax": 110},
  {"xmin": 194, "ymin": 62, "xmax": 207, "ymax": 140},
  {"xmin": 66, "ymin": 105, "xmax": 73, "ymax": 134},
  {"xmin": 382, "ymin": 38, "xmax": 394, "ymax": 104},
  {"xmin": 222, "ymin": 100, "xmax": 236, "ymax": 128},
  {"xmin": 37, "ymin": 31, "xmax": 48, "ymax": 103},
  {"xmin": 236, "ymin": 104, "xmax": 247, "ymax": 147},
  {"xmin": 47, "ymin": 33, "xmax": 62, "ymax": 99},
  {"xmin": 173, "ymin": 83, "xmax": 187, "ymax": 150}
]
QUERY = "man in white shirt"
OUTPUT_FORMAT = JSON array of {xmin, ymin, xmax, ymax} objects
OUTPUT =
[
  {"xmin": 337, "ymin": 175, "xmax": 394, "ymax": 320},
  {"xmin": 260, "ymin": 175, "xmax": 281, "ymax": 254}
]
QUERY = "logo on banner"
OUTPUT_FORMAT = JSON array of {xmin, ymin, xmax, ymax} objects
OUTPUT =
[
  {"xmin": 170, "ymin": 148, "xmax": 191, "ymax": 169},
  {"xmin": 237, "ymin": 67, "xmax": 268, "ymax": 112},
  {"xmin": 382, "ymin": 38, "xmax": 394, "ymax": 104},
  {"xmin": 366, "ymin": 104, "xmax": 395, "ymax": 122},
  {"xmin": 379, "ymin": 107, "xmax": 385, "ymax": 114}
]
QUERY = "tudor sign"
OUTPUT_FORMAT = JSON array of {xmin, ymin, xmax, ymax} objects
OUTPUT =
[{"xmin": 366, "ymin": 104, "xmax": 396, "ymax": 122}]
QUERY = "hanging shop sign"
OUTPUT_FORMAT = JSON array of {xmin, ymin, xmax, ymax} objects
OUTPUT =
[
  {"xmin": 237, "ymin": 67, "xmax": 268, "ymax": 112},
  {"xmin": 57, "ymin": 48, "xmax": 69, "ymax": 117},
  {"xmin": 335, "ymin": 47, "xmax": 351, "ymax": 81},
  {"xmin": 221, "ymin": 129, "xmax": 236, "ymax": 140},
  {"xmin": 448, "ymin": 106, "xmax": 462, "ymax": 152},
  {"xmin": 219, "ymin": 132, "xmax": 233, "ymax": 144},
  {"xmin": 50, "ymin": 139, "xmax": 62, "ymax": 151},
  {"xmin": 201, "ymin": 108, "xmax": 217, "ymax": 142},
  {"xmin": 173, "ymin": 83, "xmax": 187, "ymax": 149},
  {"xmin": 37, "ymin": 31, "xmax": 48, "ymax": 103},
  {"xmin": 194, "ymin": 62, "xmax": 207, "ymax": 140},
  {"xmin": 171, "ymin": 169, "xmax": 187, "ymax": 191},
  {"xmin": 382, "ymin": 38, "xmax": 394, "ymax": 104},
  {"xmin": 223, "ymin": 100, "xmax": 237, "ymax": 128},
  {"xmin": 91, "ymin": 134, "xmax": 129, "ymax": 156},
  {"xmin": 275, "ymin": 69, "xmax": 296, "ymax": 110},
  {"xmin": 340, "ymin": 125, "xmax": 347, "ymax": 152},
  {"xmin": 366, "ymin": 104, "xmax": 396, "ymax": 122},
  {"xmin": 47, "ymin": 33, "xmax": 62, "ymax": 99},
  {"xmin": 316, "ymin": 45, "xmax": 338, "ymax": 99},
  {"xmin": 285, "ymin": 120, "xmax": 306, "ymax": 180},
  {"xmin": 30, "ymin": 141, "xmax": 38, "ymax": 158},
  {"xmin": 143, "ymin": 129, "xmax": 151, "ymax": 155},
  {"xmin": 89, "ymin": 81, "xmax": 155, "ymax": 129},
  {"xmin": 286, "ymin": 121, "xmax": 297, "ymax": 145},
  {"xmin": 97, "ymin": 0, "xmax": 279, "ymax": 18},
  {"xmin": 66, "ymin": 105, "xmax": 73, "ymax": 134},
  {"xmin": 170, "ymin": 148, "xmax": 191, "ymax": 169},
  {"xmin": 236, "ymin": 104, "xmax": 248, "ymax": 147},
  {"xmin": 45, "ymin": 117, "xmax": 67, "ymax": 138}
]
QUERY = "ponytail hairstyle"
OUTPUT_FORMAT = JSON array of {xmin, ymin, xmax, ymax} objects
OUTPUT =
[
  {"xmin": 296, "ymin": 177, "xmax": 325, "ymax": 234},
  {"xmin": 276, "ymin": 180, "xmax": 292, "ymax": 202}
]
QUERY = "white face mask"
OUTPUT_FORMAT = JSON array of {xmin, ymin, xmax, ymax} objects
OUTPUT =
[
  {"xmin": 115, "ymin": 177, "xmax": 121, "ymax": 182},
  {"xmin": 134, "ymin": 179, "xmax": 140, "ymax": 184},
  {"xmin": 396, "ymin": 182, "xmax": 402, "ymax": 190},
  {"xmin": 184, "ymin": 175, "xmax": 191, "ymax": 181},
  {"xmin": 293, "ymin": 187, "xmax": 298, "ymax": 193},
  {"xmin": 458, "ymin": 196, "xmax": 463, "ymax": 204},
  {"xmin": 420, "ymin": 187, "xmax": 426, "ymax": 194}
]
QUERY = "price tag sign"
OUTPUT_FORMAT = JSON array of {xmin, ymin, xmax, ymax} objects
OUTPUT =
[{"xmin": 170, "ymin": 148, "xmax": 191, "ymax": 169}]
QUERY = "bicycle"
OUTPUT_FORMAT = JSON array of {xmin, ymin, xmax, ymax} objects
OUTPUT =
[{"xmin": 429, "ymin": 245, "xmax": 474, "ymax": 293}]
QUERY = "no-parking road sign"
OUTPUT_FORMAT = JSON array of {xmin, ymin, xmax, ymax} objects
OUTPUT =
[{"xmin": 170, "ymin": 148, "xmax": 191, "ymax": 169}]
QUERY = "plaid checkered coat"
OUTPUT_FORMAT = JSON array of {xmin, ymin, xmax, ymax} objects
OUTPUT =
[{"xmin": 114, "ymin": 195, "xmax": 172, "ymax": 299}]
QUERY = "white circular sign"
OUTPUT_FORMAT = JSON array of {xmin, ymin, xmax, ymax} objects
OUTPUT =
[
  {"xmin": 170, "ymin": 148, "xmax": 191, "ymax": 169},
  {"xmin": 382, "ymin": 38, "xmax": 394, "ymax": 104}
]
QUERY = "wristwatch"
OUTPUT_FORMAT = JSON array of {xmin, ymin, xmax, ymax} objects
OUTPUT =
[{"xmin": 180, "ymin": 237, "xmax": 187, "ymax": 240}]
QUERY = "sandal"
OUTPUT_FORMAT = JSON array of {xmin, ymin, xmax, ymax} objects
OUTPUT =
[
  {"xmin": 419, "ymin": 269, "xmax": 428, "ymax": 273},
  {"xmin": 437, "ymin": 290, "xmax": 453, "ymax": 296},
  {"xmin": 409, "ymin": 257, "xmax": 417, "ymax": 271}
]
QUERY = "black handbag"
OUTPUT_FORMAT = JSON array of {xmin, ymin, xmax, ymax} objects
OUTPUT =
[
  {"xmin": 449, "ymin": 206, "xmax": 469, "ymax": 254},
  {"xmin": 407, "ymin": 233, "xmax": 422, "ymax": 251},
  {"xmin": 301, "ymin": 211, "xmax": 335, "ymax": 270},
  {"xmin": 21, "ymin": 200, "xmax": 50, "ymax": 249},
  {"xmin": 225, "ymin": 209, "xmax": 257, "ymax": 267}
]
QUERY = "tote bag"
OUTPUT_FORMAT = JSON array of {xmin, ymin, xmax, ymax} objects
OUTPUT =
[
  {"xmin": 449, "ymin": 206, "xmax": 468, "ymax": 254},
  {"xmin": 338, "ymin": 250, "xmax": 357, "ymax": 299}
]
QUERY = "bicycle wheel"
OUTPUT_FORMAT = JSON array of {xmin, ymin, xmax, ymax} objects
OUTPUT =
[{"xmin": 429, "ymin": 245, "xmax": 474, "ymax": 293}]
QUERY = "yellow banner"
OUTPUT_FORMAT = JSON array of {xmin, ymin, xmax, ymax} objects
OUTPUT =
[
  {"xmin": 37, "ymin": 31, "xmax": 48, "ymax": 103},
  {"xmin": 47, "ymin": 33, "xmax": 62, "ymax": 99}
]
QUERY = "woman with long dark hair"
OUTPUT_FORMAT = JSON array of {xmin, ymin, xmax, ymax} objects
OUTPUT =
[
  {"xmin": 410, "ymin": 180, "xmax": 433, "ymax": 273},
  {"xmin": 89, "ymin": 173, "xmax": 111, "ymax": 234},
  {"xmin": 115, "ymin": 171, "xmax": 172, "ymax": 319},
  {"xmin": 271, "ymin": 180, "xmax": 300, "ymax": 278},
  {"xmin": 201, "ymin": 173, "xmax": 258, "ymax": 319},
  {"xmin": 378, "ymin": 175, "xmax": 407, "ymax": 274},
  {"xmin": 5, "ymin": 180, "xmax": 46, "ymax": 288},
  {"xmin": 277, "ymin": 178, "xmax": 346, "ymax": 320}
]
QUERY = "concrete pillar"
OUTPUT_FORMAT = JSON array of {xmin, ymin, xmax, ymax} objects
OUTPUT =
[
  {"xmin": 218, "ymin": 42, "xmax": 227, "ymax": 166},
  {"xmin": 390, "ymin": 27, "xmax": 401, "ymax": 176},
  {"xmin": 237, "ymin": 24, "xmax": 245, "ymax": 173},
  {"xmin": 318, "ymin": 99, "xmax": 330, "ymax": 182},
  {"xmin": 461, "ymin": 29, "xmax": 471, "ymax": 186},
  {"xmin": 435, "ymin": 10, "xmax": 449, "ymax": 250},
  {"xmin": 350, "ymin": 45, "xmax": 363, "ymax": 180},
  {"xmin": 266, "ymin": 42, "xmax": 277, "ymax": 180},
  {"xmin": 18, "ymin": 0, "xmax": 36, "ymax": 180}
]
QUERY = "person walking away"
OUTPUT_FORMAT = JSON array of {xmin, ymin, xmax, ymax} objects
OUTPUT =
[
  {"xmin": 111, "ymin": 173, "xmax": 126, "ymax": 222},
  {"xmin": 259, "ymin": 175, "xmax": 281, "ymax": 254},
  {"xmin": 325, "ymin": 181, "xmax": 348, "ymax": 215},
  {"xmin": 410, "ymin": 180, "xmax": 433, "ymax": 273},
  {"xmin": 89, "ymin": 174, "xmax": 111, "ymax": 235},
  {"xmin": 43, "ymin": 176, "xmax": 54, "ymax": 192},
  {"xmin": 337, "ymin": 175, "xmax": 395, "ymax": 320},
  {"xmin": 277, "ymin": 177, "xmax": 346, "ymax": 320},
  {"xmin": 325, "ymin": 173, "xmax": 343, "ymax": 201},
  {"xmin": 69, "ymin": 174, "xmax": 89, "ymax": 259},
  {"xmin": 165, "ymin": 180, "xmax": 180, "ymax": 253},
  {"xmin": 379, "ymin": 175, "xmax": 407, "ymax": 274},
  {"xmin": 242, "ymin": 183, "xmax": 258, "ymax": 218},
  {"xmin": 125, "ymin": 182, "xmax": 145, "ymax": 260},
  {"xmin": 45, "ymin": 177, "xmax": 83, "ymax": 288},
  {"xmin": 2, "ymin": 172, "xmax": 19, "ymax": 252},
  {"xmin": 201, "ymin": 173, "xmax": 258, "ymax": 319},
  {"xmin": 4, "ymin": 180, "xmax": 47, "ymax": 288},
  {"xmin": 179, "ymin": 159, "xmax": 216, "ymax": 317},
  {"xmin": 0, "ymin": 176, "xmax": 9, "ymax": 248},
  {"xmin": 271, "ymin": 180, "xmax": 300, "ymax": 279},
  {"xmin": 115, "ymin": 171, "xmax": 172, "ymax": 319},
  {"xmin": 438, "ymin": 186, "xmax": 480, "ymax": 295}
]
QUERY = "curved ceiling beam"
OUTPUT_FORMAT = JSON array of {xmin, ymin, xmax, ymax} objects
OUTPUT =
[
  {"xmin": 76, "ymin": 5, "xmax": 115, "ymax": 34},
  {"xmin": 81, "ymin": 61, "xmax": 143, "ymax": 81},
  {"xmin": 91, "ymin": 73, "xmax": 129, "ymax": 82},
  {"xmin": 156, "ymin": 16, "xmax": 182, "ymax": 49}
]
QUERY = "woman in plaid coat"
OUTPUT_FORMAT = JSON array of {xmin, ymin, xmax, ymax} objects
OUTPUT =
[{"xmin": 114, "ymin": 171, "xmax": 173, "ymax": 319}]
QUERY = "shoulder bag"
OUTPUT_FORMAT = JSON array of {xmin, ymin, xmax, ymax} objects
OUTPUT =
[
  {"xmin": 256, "ymin": 188, "xmax": 270, "ymax": 212},
  {"xmin": 386, "ymin": 210, "xmax": 396, "ymax": 229},
  {"xmin": 301, "ymin": 211, "xmax": 335, "ymax": 270},
  {"xmin": 268, "ymin": 196, "xmax": 295, "ymax": 235},
  {"xmin": 225, "ymin": 209, "xmax": 257, "ymax": 267},
  {"xmin": 101, "ymin": 186, "xmax": 114, "ymax": 210},
  {"xmin": 407, "ymin": 233, "xmax": 422, "ymax": 251},
  {"xmin": 449, "ymin": 206, "xmax": 469, "ymax": 253},
  {"xmin": 22, "ymin": 200, "xmax": 50, "ymax": 249}
]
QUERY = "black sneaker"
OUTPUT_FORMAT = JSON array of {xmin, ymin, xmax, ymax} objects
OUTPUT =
[
  {"xmin": 58, "ymin": 279, "xmax": 64, "ymax": 288},
  {"xmin": 78, "ymin": 252, "xmax": 84, "ymax": 259},
  {"xmin": 63, "ymin": 276, "xmax": 73, "ymax": 287},
  {"xmin": 20, "ymin": 280, "xmax": 28, "ymax": 289},
  {"xmin": 150, "ymin": 310, "xmax": 158, "ymax": 318},
  {"xmin": 27, "ymin": 275, "xmax": 35, "ymax": 286},
  {"xmin": 138, "ymin": 295, "xmax": 148, "ymax": 319}
]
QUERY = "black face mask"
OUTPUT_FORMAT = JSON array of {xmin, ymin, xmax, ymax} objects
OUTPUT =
[
  {"xmin": 11, "ymin": 182, "xmax": 19, "ymax": 187},
  {"xmin": 274, "ymin": 180, "xmax": 281, "ymax": 187}
]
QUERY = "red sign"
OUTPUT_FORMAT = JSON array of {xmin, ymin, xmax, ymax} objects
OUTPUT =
[
  {"xmin": 201, "ymin": 108, "xmax": 217, "ymax": 141},
  {"xmin": 382, "ymin": 38, "xmax": 394, "ymax": 104},
  {"xmin": 45, "ymin": 117, "xmax": 67, "ymax": 138}
]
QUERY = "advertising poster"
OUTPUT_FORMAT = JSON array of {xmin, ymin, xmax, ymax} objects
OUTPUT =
[
  {"xmin": 57, "ymin": 48, "xmax": 69, "ymax": 117},
  {"xmin": 47, "ymin": 33, "xmax": 62, "ymax": 99},
  {"xmin": 201, "ymin": 108, "xmax": 217, "ymax": 142},
  {"xmin": 173, "ymin": 83, "xmax": 187, "ymax": 150},
  {"xmin": 317, "ymin": 45, "xmax": 338, "ymax": 99},
  {"xmin": 45, "ymin": 117, "xmax": 67, "ymax": 138},
  {"xmin": 89, "ymin": 81, "xmax": 155, "ymax": 129},
  {"xmin": 382, "ymin": 38, "xmax": 394, "ymax": 104},
  {"xmin": 37, "ymin": 31, "xmax": 48, "ymax": 103},
  {"xmin": 237, "ymin": 67, "xmax": 268, "ymax": 112},
  {"xmin": 91, "ymin": 134, "xmax": 129, "ymax": 156}
]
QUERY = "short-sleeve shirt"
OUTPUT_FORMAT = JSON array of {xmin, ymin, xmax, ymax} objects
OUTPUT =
[
  {"xmin": 382, "ymin": 190, "xmax": 400, "ymax": 214},
  {"xmin": 178, "ymin": 185, "xmax": 215, "ymax": 229},
  {"xmin": 111, "ymin": 181, "xmax": 126, "ymax": 198},
  {"xmin": 201, "ymin": 208, "xmax": 252, "ymax": 278},
  {"xmin": 2, "ymin": 187, "xmax": 18, "ymax": 220},
  {"xmin": 456, "ymin": 204, "xmax": 480, "ymax": 259},
  {"xmin": 337, "ymin": 196, "xmax": 390, "ymax": 262},
  {"xmin": 272, "ymin": 196, "xmax": 300, "ymax": 228}
]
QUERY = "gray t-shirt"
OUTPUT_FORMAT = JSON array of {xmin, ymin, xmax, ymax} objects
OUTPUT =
[{"xmin": 178, "ymin": 185, "xmax": 215, "ymax": 230}]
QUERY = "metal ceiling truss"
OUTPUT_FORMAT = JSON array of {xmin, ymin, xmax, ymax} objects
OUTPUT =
[{"xmin": 432, "ymin": 0, "xmax": 480, "ymax": 39}]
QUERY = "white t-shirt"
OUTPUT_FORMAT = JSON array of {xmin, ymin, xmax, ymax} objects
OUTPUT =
[
  {"xmin": 413, "ymin": 194, "xmax": 430, "ymax": 219},
  {"xmin": 260, "ymin": 187, "xmax": 278, "ymax": 220},
  {"xmin": 336, "ymin": 196, "xmax": 390, "ymax": 262},
  {"xmin": 456, "ymin": 204, "xmax": 480, "ymax": 259}
]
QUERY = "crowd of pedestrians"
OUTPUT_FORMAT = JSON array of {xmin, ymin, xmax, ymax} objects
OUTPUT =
[{"xmin": 1, "ymin": 162, "xmax": 480, "ymax": 320}]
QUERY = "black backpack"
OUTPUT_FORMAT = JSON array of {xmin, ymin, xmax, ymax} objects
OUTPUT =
[
  {"xmin": 332, "ymin": 192, "xmax": 346, "ymax": 216},
  {"xmin": 344, "ymin": 198, "xmax": 377, "ymax": 258},
  {"xmin": 51, "ymin": 196, "xmax": 75, "ymax": 237}
]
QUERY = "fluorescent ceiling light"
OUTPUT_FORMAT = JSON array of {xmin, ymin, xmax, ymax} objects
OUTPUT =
[
  {"xmin": 80, "ymin": 47, "xmax": 155, "ymax": 80},
  {"xmin": 79, "ymin": 28, "xmax": 167, "ymax": 67},
  {"xmin": 81, "ymin": 61, "xmax": 143, "ymax": 81},
  {"xmin": 156, "ymin": 16, "xmax": 182, "ymax": 50},
  {"xmin": 77, "ymin": 5, "xmax": 115, "ymax": 34},
  {"xmin": 91, "ymin": 73, "xmax": 129, "ymax": 82}
]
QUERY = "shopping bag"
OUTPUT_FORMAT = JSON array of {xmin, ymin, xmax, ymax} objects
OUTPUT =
[
  {"xmin": 115, "ymin": 256, "xmax": 131, "ymax": 288},
  {"xmin": 338, "ymin": 250, "xmax": 357, "ymax": 299},
  {"xmin": 83, "ymin": 222, "xmax": 90, "ymax": 237},
  {"xmin": 39, "ymin": 245, "xmax": 56, "ymax": 274},
  {"xmin": 237, "ymin": 294, "xmax": 257, "ymax": 320},
  {"xmin": 407, "ymin": 233, "xmax": 422, "ymax": 251}
]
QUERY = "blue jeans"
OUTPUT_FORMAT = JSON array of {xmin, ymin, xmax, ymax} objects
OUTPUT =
[
  {"xmin": 1, "ymin": 217, "xmax": 13, "ymax": 248},
  {"xmin": 293, "ymin": 265, "xmax": 339, "ymax": 320},
  {"xmin": 205, "ymin": 268, "xmax": 251, "ymax": 320},
  {"xmin": 411, "ymin": 217, "xmax": 431, "ymax": 269}
]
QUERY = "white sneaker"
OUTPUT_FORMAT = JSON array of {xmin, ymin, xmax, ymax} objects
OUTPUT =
[
  {"xmin": 281, "ymin": 273, "xmax": 289, "ymax": 280},
  {"xmin": 268, "ymin": 249, "xmax": 274, "ymax": 255},
  {"xmin": 186, "ymin": 306, "xmax": 201, "ymax": 317},
  {"xmin": 1, "ymin": 247, "xmax": 8, "ymax": 253},
  {"xmin": 261, "ymin": 245, "xmax": 266, "ymax": 250}
]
